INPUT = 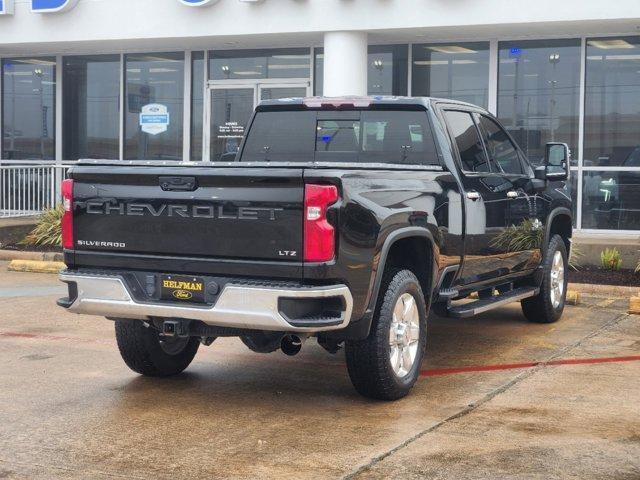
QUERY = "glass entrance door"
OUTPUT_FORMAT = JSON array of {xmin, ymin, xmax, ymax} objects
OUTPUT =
[
  {"xmin": 209, "ymin": 87, "xmax": 255, "ymax": 162},
  {"xmin": 205, "ymin": 82, "xmax": 308, "ymax": 161}
]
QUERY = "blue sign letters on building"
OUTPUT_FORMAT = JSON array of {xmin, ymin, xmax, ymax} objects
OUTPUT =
[
  {"xmin": 178, "ymin": 0, "xmax": 220, "ymax": 6},
  {"xmin": 2, "ymin": 0, "xmax": 250, "ymax": 15},
  {"xmin": 31, "ymin": 0, "xmax": 79, "ymax": 13}
]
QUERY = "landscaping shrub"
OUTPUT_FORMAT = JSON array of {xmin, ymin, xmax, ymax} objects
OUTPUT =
[
  {"xmin": 492, "ymin": 219, "xmax": 543, "ymax": 253},
  {"xmin": 21, "ymin": 205, "xmax": 63, "ymax": 247},
  {"xmin": 569, "ymin": 244, "xmax": 584, "ymax": 271},
  {"xmin": 600, "ymin": 248, "xmax": 622, "ymax": 271}
]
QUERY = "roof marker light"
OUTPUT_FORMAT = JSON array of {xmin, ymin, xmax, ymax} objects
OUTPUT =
[{"xmin": 303, "ymin": 96, "xmax": 373, "ymax": 109}]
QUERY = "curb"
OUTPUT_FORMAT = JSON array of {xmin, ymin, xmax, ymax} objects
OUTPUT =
[
  {"xmin": 0, "ymin": 249, "xmax": 63, "ymax": 263},
  {"xmin": 569, "ymin": 282, "xmax": 640, "ymax": 299},
  {"xmin": 7, "ymin": 259, "xmax": 65, "ymax": 274}
]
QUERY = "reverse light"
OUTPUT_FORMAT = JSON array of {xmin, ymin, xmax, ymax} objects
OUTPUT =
[
  {"xmin": 61, "ymin": 179, "xmax": 74, "ymax": 250},
  {"xmin": 304, "ymin": 184, "xmax": 338, "ymax": 262}
]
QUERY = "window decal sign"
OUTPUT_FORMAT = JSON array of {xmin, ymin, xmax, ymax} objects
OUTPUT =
[
  {"xmin": 31, "ymin": 0, "xmax": 79, "ymax": 13},
  {"xmin": 0, "ymin": 0, "xmax": 14, "ymax": 15},
  {"xmin": 178, "ymin": 0, "xmax": 221, "ymax": 6},
  {"xmin": 140, "ymin": 104, "xmax": 171, "ymax": 136}
]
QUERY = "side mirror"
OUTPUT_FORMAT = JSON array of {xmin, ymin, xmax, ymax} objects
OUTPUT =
[{"xmin": 543, "ymin": 142, "xmax": 570, "ymax": 181}]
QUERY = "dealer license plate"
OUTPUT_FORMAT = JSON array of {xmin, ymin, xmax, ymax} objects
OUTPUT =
[{"xmin": 160, "ymin": 274, "xmax": 205, "ymax": 303}]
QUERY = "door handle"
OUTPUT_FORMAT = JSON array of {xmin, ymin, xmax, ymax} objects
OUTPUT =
[
  {"xmin": 507, "ymin": 190, "xmax": 519, "ymax": 199},
  {"xmin": 466, "ymin": 191, "xmax": 480, "ymax": 201}
]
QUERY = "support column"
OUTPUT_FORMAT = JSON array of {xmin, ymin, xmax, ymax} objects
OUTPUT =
[{"xmin": 323, "ymin": 31, "xmax": 368, "ymax": 96}]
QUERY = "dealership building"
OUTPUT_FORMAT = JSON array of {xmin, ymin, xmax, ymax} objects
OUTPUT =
[{"xmin": 1, "ymin": 0, "xmax": 640, "ymax": 250}]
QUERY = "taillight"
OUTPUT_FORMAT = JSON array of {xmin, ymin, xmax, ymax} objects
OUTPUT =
[
  {"xmin": 61, "ymin": 179, "xmax": 74, "ymax": 250},
  {"xmin": 304, "ymin": 184, "xmax": 338, "ymax": 262}
]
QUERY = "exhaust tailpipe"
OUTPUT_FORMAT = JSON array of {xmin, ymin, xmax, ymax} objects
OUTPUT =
[{"xmin": 281, "ymin": 335, "xmax": 303, "ymax": 356}]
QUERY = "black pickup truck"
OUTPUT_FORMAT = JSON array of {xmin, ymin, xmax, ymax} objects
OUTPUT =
[{"xmin": 58, "ymin": 97, "xmax": 572, "ymax": 400}]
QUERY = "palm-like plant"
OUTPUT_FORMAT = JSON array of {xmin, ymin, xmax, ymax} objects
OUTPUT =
[
  {"xmin": 568, "ymin": 244, "xmax": 584, "ymax": 271},
  {"xmin": 492, "ymin": 219, "xmax": 543, "ymax": 253},
  {"xmin": 600, "ymin": 248, "xmax": 622, "ymax": 271},
  {"xmin": 21, "ymin": 205, "xmax": 63, "ymax": 247}
]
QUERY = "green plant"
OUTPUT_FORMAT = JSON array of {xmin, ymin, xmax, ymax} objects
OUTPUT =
[
  {"xmin": 491, "ymin": 219, "xmax": 543, "ymax": 253},
  {"xmin": 600, "ymin": 247, "xmax": 622, "ymax": 271},
  {"xmin": 568, "ymin": 244, "xmax": 584, "ymax": 271},
  {"xmin": 21, "ymin": 205, "xmax": 63, "ymax": 247}
]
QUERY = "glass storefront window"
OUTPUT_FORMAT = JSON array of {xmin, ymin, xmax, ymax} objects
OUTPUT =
[
  {"xmin": 210, "ymin": 49, "xmax": 310, "ymax": 80},
  {"xmin": 498, "ymin": 39, "xmax": 581, "ymax": 166},
  {"xmin": 124, "ymin": 52, "xmax": 184, "ymax": 160},
  {"xmin": 2, "ymin": 57, "xmax": 56, "ymax": 160},
  {"xmin": 63, "ymin": 55, "xmax": 120, "ymax": 160},
  {"xmin": 314, "ymin": 45, "xmax": 408, "ymax": 96},
  {"xmin": 411, "ymin": 42, "xmax": 489, "ymax": 108},
  {"xmin": 582, "ymin": 171, "xmax": 640, "ymax": 230},
  {"xmin": 584, "ymin": 36, "xmax": 640, "ymax": 167},
  {"xmin": 191, "ymin": 51, "xmax": 205, "ymax": 161}
]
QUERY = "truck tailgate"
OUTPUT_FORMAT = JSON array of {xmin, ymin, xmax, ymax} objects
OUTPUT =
[{"xmin": 71, "ymin": 166, "xmax": 303, "ymax": 263}]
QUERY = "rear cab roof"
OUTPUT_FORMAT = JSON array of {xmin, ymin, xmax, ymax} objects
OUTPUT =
[{"xmin": 256, "ymin": 96, "xmax": 484, "ymax": 112}]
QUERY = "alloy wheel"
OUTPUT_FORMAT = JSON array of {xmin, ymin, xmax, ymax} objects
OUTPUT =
[
  {"xmin": 389, "ymin": 293, "xmax": 421, "ymax": 378},
  {"xmin": 550, "ymin": 250, "xmax": 565, "ymax": 309}
]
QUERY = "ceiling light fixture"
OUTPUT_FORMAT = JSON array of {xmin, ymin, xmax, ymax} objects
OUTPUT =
[
  {"xmin": 427, "ymin": 45, "xmax": 477, "ymax": 54},
  {"xmin": 588, "ymin": 39, "xmax": 635, "ymax": 50}
]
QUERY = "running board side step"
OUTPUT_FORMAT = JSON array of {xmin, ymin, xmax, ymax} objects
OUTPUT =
[{"xmin": 448, "ymin": 287, "xmax": 539, "ymax": 318}]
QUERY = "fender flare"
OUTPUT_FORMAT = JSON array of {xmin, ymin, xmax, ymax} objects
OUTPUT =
[
  {"xmin": 365, "ymin": 226, "xmax": 438, "ymax": 318},
  {"xmin": 544, "ymin": 207, "xmax": 573, "ymax": 248}
]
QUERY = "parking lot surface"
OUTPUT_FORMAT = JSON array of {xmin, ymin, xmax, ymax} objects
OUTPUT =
[{"xmin": 0, "ymin": 262, "xmax": 638, "ymax": 479}]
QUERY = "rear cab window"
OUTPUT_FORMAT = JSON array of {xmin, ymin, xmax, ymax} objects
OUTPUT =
[
  {"xmin": 475, "ymin": 114, "xmax": 524, "ymax": 175},
  {"xmin": 442, "ymin": 110, "xmax": 490, "ymax": 173},
  {"xmin": 240, "ymin": 108, "xmax": 440, "ymax": 166}
]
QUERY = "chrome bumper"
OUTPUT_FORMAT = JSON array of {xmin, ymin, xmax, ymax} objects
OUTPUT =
[{"xmin": 58, "ymin": 272, "xmax": 353, "ymax": 333}]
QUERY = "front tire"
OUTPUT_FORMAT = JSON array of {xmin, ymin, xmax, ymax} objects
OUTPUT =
[
  {"xmin": 521, "ymin": 234, "xmax": 568, "ymax": 324},
  {"xmin": 114, "ymin": 320, "xmax": 200, "ymax": 377},
  {"xmin": 345, "ymin": 269, "xmax": 428, "ymax": 401}
]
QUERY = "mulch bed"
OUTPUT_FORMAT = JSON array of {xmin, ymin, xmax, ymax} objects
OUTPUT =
[{"xmin": 568, "ymin": 267, "xmax": 640, "ymax": 287}]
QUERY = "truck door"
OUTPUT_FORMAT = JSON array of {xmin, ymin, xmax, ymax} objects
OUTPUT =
[
  {"xmin": 442, "ymin": 109, "xmax": 512, "ymax": 286},
  {"xmin": 474, "ymin": 112, "xmax": 545, "ymax": 274}
]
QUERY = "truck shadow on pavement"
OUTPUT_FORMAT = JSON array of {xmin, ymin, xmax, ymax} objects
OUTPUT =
[{"xmin": 109, "ymin": 303, "xmax": 598, "ymax": 409}]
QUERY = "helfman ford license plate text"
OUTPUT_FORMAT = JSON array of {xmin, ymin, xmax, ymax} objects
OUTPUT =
[{"xmin": 161, "ymin": 275, "xmax": 205, "ymax": 303}]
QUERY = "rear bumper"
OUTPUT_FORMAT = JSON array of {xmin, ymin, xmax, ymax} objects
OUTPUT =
[{"xmin": 58, "ymin": 271, "xmax": 353, "ymax": 334}]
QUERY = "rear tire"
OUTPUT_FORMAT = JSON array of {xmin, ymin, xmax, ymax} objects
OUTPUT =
[
  {"xmin": 521, "ymin": 234, "xmax": 568, "ymax": 324},
  {"xmin": 345, "ymin": 269, "xmax": 428, "ymax": 401},
  {"xmin": 114, "ymin": 320, "xmax": 200, "ymax": 377}
]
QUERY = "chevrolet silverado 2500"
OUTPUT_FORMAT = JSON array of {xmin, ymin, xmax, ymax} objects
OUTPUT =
[{"xmin": 58, "ymin": 97, "xmax": 573, "ymax": 400}]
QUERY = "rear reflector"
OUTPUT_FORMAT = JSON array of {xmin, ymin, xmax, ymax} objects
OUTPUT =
[
  {"xmin": 304, "ymin": 184, "xmax": 338, "ymax": 262},
  {"xmin": 61, "ymin": 179, "xmax": 74, "ymax": 250}
]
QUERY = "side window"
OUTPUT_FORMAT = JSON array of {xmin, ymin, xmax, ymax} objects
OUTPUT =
[
  {"xmin": 443, "ymin": 110, "xmax": 489, "ymax": 173},
  {"xmin": 477, "ymin": 115, "xmax": 523, "ymax": 175}
]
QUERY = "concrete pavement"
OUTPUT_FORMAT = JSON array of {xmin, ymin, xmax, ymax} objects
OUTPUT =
[{"xmin": 0, "ymin": 262, "xmax": 638, "ymax": 479}]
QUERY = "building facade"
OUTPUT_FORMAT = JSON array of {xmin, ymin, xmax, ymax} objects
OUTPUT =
[{"xmin": 1, "ymin": 0, "xmax": 640, "ymax": 236}]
